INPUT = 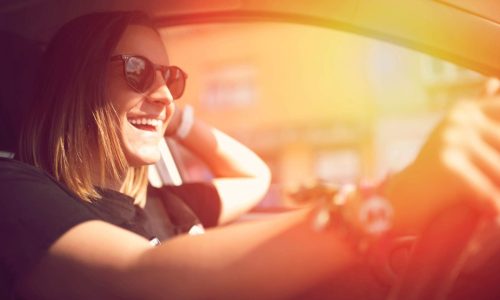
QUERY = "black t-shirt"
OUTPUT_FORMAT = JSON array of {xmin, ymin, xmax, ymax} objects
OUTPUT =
[{"xmin": 0, "ymin": 158, "xmax": 221, "ymax": 299}]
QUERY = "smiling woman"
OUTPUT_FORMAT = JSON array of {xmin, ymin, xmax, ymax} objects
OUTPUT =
[
  {"xmin": 3, "ymin": 11, "xmax": 276, "ymax": 299},
  {"xmin": 19, "ymin": 12, "xmax": 157, "ymax": 202}
]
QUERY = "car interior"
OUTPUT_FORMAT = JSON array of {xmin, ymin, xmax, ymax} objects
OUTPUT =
[{"xmin": 2, "ymin": 1, "xmax": 500, "ymax": 299}]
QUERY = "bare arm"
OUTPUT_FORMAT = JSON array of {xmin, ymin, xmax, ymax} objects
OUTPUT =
[
  {"xmin": 383, "ymin": 79, "xmax": 500, "ymax": 234},
  {"xmin": 167, "ymin": 105, "xmax": 271, "ymax": 224},
  {"xmin": 18, "ymin": 209, "xmax": 353, "ymax": 300}
]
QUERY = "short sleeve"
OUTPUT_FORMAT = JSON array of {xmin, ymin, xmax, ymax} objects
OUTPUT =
[
  {"xmin": 0, "ymin": 159, "xmax": 97, "ymax": 296},
  {"xmin": 160, "ymin": 182, "xmax": 221, "ymax": 228}
]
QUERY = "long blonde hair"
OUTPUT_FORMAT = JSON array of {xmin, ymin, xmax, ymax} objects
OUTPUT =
[{"xmin": 19, "ymin": 11, "xmax": 155, "ymax": 204}]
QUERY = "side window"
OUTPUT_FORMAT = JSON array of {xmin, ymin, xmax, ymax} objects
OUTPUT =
[{"xmin": 158, "ymin": 22, "xmax": 485, "ymax": 207}]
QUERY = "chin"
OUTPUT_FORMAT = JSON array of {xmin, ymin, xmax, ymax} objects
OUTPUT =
[{"xmin": 125, "ymin": 148, "xmax": 161, "ymax": 167}]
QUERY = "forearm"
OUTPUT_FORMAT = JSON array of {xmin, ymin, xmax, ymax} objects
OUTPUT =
[
  {"xmin": 382, "ymin": 163, "xmax": 461, "ymax": 235},
  {"xmin": 131, "ymin": 209, "xmax": 355, "ymax": 299},
  {"xmin": 169, "ymin": 109, "xmax": 271, "ymax": 223},
  {"xmin": 212, "ymin": 177, "xmax": 272, "ymax": 223},
  {"xmin": 175, "ymin": 117, "xmax": 270, "ymax": 180}
]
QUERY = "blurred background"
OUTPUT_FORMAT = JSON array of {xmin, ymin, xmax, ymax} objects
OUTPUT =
[{"xmin": 161, "ymin": 22, "xmax": 485, "ymax": 207}]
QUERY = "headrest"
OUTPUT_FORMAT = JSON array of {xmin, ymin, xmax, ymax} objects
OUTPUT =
[{"xmin": 0, "ymin": 31, "xmax": 42, "ymax": 157}]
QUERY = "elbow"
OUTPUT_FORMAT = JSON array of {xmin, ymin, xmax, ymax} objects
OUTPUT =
[
  {"xmin": 261, "ymin": 163, "xmax": 272, "ymax": 188},
  {"xmin": 254, "ymin": 161, "xmax": 272, "ymax": 198}
]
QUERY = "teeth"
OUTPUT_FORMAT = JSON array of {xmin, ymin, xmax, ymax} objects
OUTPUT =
[{"xmin": 128, "ymin": 118, "xmax": 162, "ymax": 130}]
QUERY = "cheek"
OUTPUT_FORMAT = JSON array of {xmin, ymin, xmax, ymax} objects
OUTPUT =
[
  {"xmin": 107, "ymin": 71, "xmax": 141, "ymax": 113},
  {"xmin": 109, "ymin": 91, "xmax": 140, "ymax": 115},
  {"xmin": 163, "ymin": 102, "xmax": 176, "ymax": 132}
]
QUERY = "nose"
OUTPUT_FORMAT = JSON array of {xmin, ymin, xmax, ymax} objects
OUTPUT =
[{"xmin": 146, "ymin": 72, "xmax": 174, "ymax": 105}]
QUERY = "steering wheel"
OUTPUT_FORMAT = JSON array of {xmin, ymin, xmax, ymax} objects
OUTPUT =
[{"xmin": 387, "ymin": 204, "xmax": 483, "ymax": 300}]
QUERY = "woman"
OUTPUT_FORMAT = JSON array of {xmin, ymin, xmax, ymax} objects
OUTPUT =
[
  {"xmin": 7, "ymin": 11, "xmax": 273, "ymax": 299},
  {"xmin": 2, "ymin": 10, "xmax": 500, "ymax": 300},
  {"xmin": 19, "ymin": 11, "xmax": 271, "ymax": 230}
]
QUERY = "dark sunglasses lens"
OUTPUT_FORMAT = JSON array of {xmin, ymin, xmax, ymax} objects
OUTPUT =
[
  {"xmin": 124, "ymin": 56, "xmax": 154, "ymax": 92},
  {"xmin": 164, "ymin": 67, "xmax": 186, "ymax": 99}
]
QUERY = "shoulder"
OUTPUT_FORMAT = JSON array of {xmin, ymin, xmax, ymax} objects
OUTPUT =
[
  {"xmin": 0, "ymin": 157, "xmax": 46, "ymax": 178},
  {"xmin": 0, "ymin": 158, "xmax": 97, "ymax": 235},
  {"xmin": 0, "ymin": 158, "xmax": 99, "ymax": 293},
  {"xmin": 0, "ymin": 157, "xmax": 60, "ymax": 188},
  {"xmin": 0, "ymin": 158, "xmax": 79, "ymax": 204},
  {"xmin": 0, "ymin": 157, "xmax": 98, "ymax": 248}
]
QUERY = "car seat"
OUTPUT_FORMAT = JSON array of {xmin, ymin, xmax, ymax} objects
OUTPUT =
[{"xmin": 0, "ymin": 31, "xmax": 42, "ymax": 158}]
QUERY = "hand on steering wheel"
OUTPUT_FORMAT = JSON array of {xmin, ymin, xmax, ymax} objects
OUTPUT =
[{"xmin": 387, "ymin": 78, "xmax": 500, "ymax": 299}]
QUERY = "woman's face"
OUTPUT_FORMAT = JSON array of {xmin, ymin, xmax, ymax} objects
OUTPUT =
[{"xmin": 107, "ymin": 25, "xmax": 175, "ymax": 167}]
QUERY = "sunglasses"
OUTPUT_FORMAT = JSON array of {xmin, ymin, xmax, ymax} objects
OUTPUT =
[{"xmin": 110, "ymin": 54, "xmax": 187, "ymax": 100}]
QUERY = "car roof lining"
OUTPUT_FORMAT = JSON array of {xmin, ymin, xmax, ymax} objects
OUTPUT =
[
  {"xmin": 155, "ymin": 10, "xmax": 499, "ymax": 77},
  {"xmin": 437, "ymin": 0, "xmax": 500, "ymax": 25}
]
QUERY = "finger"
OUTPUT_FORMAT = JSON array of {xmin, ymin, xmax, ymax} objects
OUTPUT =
[
  {"xmin": 469, "ymin": 95, "xmax": 500, "ymax": 124},
  {"xmin": 467, "ymin": 132, "xmax": 500, "ymax": 188},
  {"xmin": 448, "ymin": 101, "xmax": 500, "ymax": 148},
  {"xmin": 467, "ymin": 106, "xmax": 500, "ymax": 152},
  {"xmin": 480, "ymin": 78, "xmax": 500, "ymax": 98},
  {"xmin": 443, "ymin": 149, "xmax": 500, "ymax": 215}
]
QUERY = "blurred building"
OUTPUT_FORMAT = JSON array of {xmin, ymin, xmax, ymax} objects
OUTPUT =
[{"xmin": 161, "ymin": 22, "xmax": 485, "ymax": 206}]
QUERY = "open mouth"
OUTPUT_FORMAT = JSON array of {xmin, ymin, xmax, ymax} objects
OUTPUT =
[{"xmin": 128, "ymin": 117, "xmax": 163, "ymax": 132}]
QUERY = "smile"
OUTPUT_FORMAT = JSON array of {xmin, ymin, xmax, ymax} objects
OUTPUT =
[{"xmin": 127, "ymin": 117, "xmax": 163, "ymax": 132}]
